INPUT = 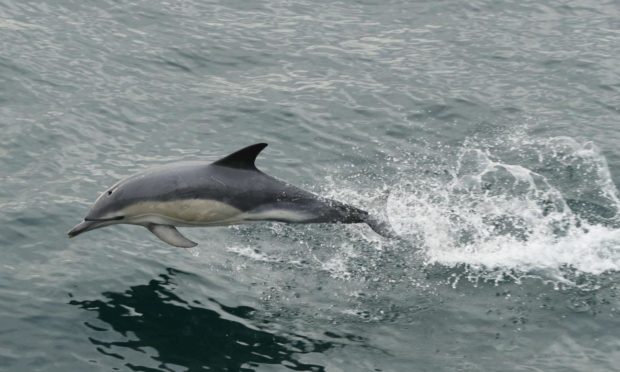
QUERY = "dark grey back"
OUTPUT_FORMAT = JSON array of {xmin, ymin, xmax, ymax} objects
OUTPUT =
[{"xmin": 88, "ymin": 161, "xmax": 366, "ymax": 224}]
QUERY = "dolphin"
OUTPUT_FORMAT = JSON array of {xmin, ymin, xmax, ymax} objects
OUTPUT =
[{"xmin": 68, "ymin": 143, "xmax": 394, "ymax": 247}]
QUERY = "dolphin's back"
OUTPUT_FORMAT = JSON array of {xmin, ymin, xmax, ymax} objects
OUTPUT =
[
  {"xmin": 200, "ymin": 164, "xmax": 369, "ymax": 224},
  {"xmin": 115, "ymin": 161, "xmax": 366, "ymax": 225}
]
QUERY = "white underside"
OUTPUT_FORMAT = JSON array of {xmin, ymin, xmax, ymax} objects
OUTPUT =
[{"xmin": 118, "ymin": 199, "xmax": 314, "ymax": 227}]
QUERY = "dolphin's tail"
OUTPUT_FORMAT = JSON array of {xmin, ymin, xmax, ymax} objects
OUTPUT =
[
  {"xmin": 346, "ymin": 207, "xmax": 398, "ymax": 239},
  {"xmin": 364, "ymin": 215, "xmax": 399, "ymax": 239},
  {"xmin": 362, "ymin": 189, "xmax": 399, "ymax": 239},
  {"xmin": 329, "ymin": 201, "xmax": 398, "ymax": 239},
  {"xmin": 306, "ymin": 196, "xmax": 398, "ymax": 239}
]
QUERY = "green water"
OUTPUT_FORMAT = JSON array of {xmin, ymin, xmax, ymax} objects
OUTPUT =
[{"xmin": 1, "ymin": 0, "xmax": 619, "ymax": 371}]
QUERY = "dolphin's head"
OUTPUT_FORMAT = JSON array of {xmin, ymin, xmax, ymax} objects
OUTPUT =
[{"xmin": 68, "ymin": 181, "xmax": 129, "ymax": 238}]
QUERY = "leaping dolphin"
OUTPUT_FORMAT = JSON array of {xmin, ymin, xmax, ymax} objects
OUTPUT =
[{"xmin": 68, "ymin": 143, "xmax": 394, "ymax": 247}]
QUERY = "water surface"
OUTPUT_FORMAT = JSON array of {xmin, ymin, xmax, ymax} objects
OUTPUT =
[{"xmin": 1, "ymin": 0, "xmax": 619, "ymax": 371}]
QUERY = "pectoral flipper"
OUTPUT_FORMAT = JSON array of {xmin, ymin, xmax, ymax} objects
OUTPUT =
[{"xmin": 147, "ymin": 224, "xmax": 197, "ymax": 248}]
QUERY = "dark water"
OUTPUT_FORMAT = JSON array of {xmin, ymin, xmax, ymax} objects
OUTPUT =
[{"xmin": 1, "ymin": 0, "xmax": 620, "ymax": 371}]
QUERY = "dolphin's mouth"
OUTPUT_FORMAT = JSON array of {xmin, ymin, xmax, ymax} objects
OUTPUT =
[
  {"xmin": 85, "ymin": 216, "xmax": 125, "ymax": 222},
  {"xmin": 68, "ymin": 216, "xmax": 124, "ymax": 238}
]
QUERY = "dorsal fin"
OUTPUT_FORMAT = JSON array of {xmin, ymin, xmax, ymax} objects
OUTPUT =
[{"xmin": 212, "ymin": 143, "xmax": 268, "ymax": 170}]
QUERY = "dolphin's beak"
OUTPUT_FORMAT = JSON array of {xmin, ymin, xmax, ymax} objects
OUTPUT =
[
  {"xmin": 67, "ymin": 220, "xmax": 100, "ymax": 238},
  {"xmin": 68, "ymin": 216, "xmax": 125, "ymax": 238}
]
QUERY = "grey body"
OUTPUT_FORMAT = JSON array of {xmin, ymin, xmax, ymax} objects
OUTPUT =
[{"xmin": 68, "ymin": 144, "xmax": 393, "ymax": 247}]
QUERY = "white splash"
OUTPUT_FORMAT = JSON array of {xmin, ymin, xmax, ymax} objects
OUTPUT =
[
  {"xmin": 227, "ymin": 245, "xmax": 281, "ymax": 263},
  {"xmin": 387, "ymin": 136, "xmax": 620, "ymax": 278}
]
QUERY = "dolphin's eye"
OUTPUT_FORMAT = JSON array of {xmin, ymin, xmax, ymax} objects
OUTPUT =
[{"xmin": 107, "ymin": 190, "xmax": 113, "ymax": 196}]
